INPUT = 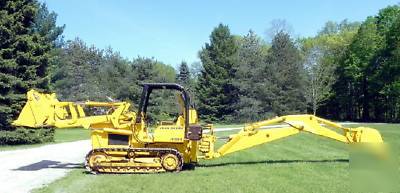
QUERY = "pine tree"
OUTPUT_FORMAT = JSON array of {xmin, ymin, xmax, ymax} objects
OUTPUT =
[
  {"xmin": 267, "ymin": 31, "xmax": 307, "ymax": 115},
  {"xmin": 0, "ymin": 0, "xmax": 53, "ymax": 130},
  {"xmin": 234, "ymin": 30, "xmax": 269, "ymax": 121},
  {"xmin": 32, "ymin": 3, "xmax": 64, "ymax": 47},
  {"xmin": 196, "ymin": 24, "xmax": 239, "ymax": 121},
  {"xmin": 177, "ymin": 61, "xmax": 190, "ymax": 87}
]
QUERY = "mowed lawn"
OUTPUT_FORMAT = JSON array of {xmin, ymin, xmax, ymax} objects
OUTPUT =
[
  {"xmin": 34, "ymin": 124, "xmax": 399, "ymax": 193},
  {"xmin": 0, "ymin": 128, "xmax": 89, "ymax": 151}
]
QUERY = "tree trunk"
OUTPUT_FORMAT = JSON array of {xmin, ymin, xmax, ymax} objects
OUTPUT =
[{"xmin": 362, "ymin": 76, "xmax": 370, "ymax": 121}]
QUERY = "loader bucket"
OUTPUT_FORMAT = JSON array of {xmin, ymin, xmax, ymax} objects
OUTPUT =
[{"xmin": 12, "ymin": 90, "xmax": 63, "ymax": 128}]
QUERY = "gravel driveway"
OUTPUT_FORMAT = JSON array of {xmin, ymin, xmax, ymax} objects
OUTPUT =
[{"xmin": 0, "ymin": 140, "xmax": 91, "ymax": 193}]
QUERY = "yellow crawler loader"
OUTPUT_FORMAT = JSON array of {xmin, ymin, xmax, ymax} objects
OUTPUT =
[{"xmin": 12, "ymin": 83, "xmax": 384, "ymax": 174}]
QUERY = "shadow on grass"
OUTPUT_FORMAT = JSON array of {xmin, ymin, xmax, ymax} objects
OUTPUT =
[
  {"xmin": 13, "ymin": 159, "xmax": 349, "ymax": 172},
  {"xmin": 14, "ymin": 160, "xmax": 82, "ymax": 171},
  {"xmin": 197, "ymin": 158, "xmax": 349, "ymax": 168}
]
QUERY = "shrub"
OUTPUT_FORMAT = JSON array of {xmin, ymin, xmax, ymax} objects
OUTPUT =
[{"xmin": 0, "ymin": 127, "xmax": 55, "ymax": 145}]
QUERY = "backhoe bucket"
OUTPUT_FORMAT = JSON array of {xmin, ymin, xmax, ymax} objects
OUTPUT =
[
  {"xmin": 352, "ymin": 127, "xmax": 384, "ymax": 143},
  {"xmin": 358, "ymin": 127, "xmax": 383, "ymax": 143},
  {"xmin": 12, "ymin": 90, "xmax": 65, "ymax": 128},
  {"xmin": 350, "ymin": 127, "xmax": 387, "ymax": 159}
]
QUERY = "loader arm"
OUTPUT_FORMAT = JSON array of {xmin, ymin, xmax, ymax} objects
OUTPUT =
[
  {"xmin": 199, "ymin": 115, "xmax": 384, "ymax": 159},
  {"xmin": 12, "ymin": 89, "xmax": 136, "ymax": 130}
]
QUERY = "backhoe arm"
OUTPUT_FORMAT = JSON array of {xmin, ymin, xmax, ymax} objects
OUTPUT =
[{"xmin": 199, "ymin": 115, "xmax": 384, "ymax": 159}]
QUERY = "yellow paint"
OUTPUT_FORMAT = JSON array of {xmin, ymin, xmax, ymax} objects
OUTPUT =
[{"xmin": 12, "ymin": 89, "xmax": 384, "ymax": 173}]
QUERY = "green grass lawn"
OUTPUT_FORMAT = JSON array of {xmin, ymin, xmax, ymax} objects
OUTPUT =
[
  {"xmin": 32, "ymin": 124, "xmax": 399, "ymax": 193},
  {"xmin": 212, "ymin": 123, "xmax": 244, "ymax": 128},
  {"xmin": 0, "ymin": 128, "xmax": 89, "ymax": 151},
  {"xmin": 53, "ymin": 128, "xmax": 90, "ymax": 143}
]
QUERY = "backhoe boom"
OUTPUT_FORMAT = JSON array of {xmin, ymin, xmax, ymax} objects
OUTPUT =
[{"xmin": 199, "ymin": 115, "xmax": 383, "ymax": 159}]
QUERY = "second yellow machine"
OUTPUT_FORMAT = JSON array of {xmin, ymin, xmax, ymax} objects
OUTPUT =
[{"xmin": 13, "ymin": 83, "xmax": 384, "ymax": 174}]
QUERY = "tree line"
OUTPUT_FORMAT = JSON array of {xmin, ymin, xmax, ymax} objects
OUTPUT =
[
  {"xmin": 1, "ymin": 0, "xmax": 399, "ymax": 144},
  {"xmin": 197, "ymin": 6, "xmax": 400, "ymax": 123}
]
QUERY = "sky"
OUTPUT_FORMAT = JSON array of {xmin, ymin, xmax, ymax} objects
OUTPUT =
[{"xmin": 43, "ymin": 0, "xmax": 399, "ymax": 68}]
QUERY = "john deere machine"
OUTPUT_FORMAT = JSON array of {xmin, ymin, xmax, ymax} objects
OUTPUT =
[{"xmin": 13, "ymin": 83, "xmax": 384, "ymax": 174}]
